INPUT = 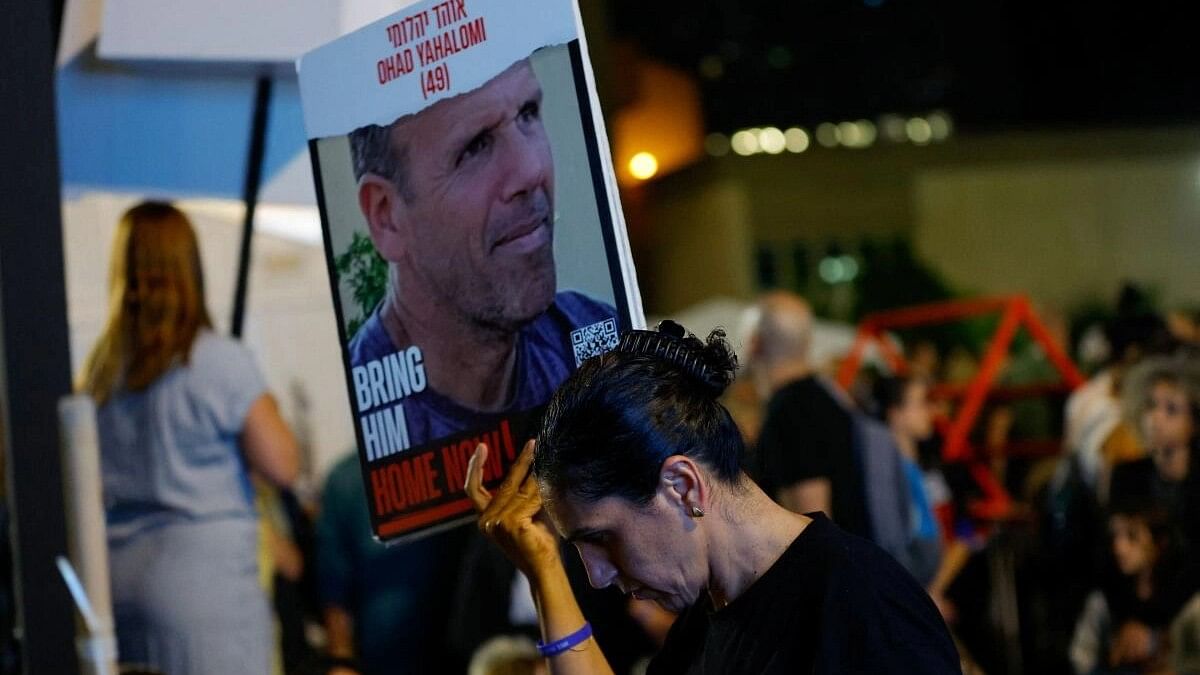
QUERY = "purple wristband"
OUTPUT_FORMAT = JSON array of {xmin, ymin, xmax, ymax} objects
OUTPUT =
[{"xmin": 536, "ymin": 622, "xmax": 593, "ymax": 657}]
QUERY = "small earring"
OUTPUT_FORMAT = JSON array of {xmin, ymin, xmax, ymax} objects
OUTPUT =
[{"xmin": 691, "ymin": 506, "xmax": 705, "ymax": 518}]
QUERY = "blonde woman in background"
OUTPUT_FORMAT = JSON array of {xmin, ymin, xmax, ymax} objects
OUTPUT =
[{"xmin": 78, "ymin": 201, "xmax": 299, "ymax": 675}]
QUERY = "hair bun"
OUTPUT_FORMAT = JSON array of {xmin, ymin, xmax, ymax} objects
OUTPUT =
[
  {"xmin": 617, "ymin": 320, "xmax": 738, "ymax": 397},
  {"xmin": 656, "ymin": 319, "xmax": 687, "ymax": 340},
  {"xmin": 696, "ymin": 326, "xmax": 738, "ymax": 395}
]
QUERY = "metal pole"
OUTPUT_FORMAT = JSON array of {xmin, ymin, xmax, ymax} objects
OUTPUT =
[
  {"xmin": 50, "ymin": 0, "xmax": 66, "ymax": 54},
  {"xmin": 0, "ymin": 0, "xmax": 81, "ymax": 671},
  {"xmin": 230, "ymin": 76, "xmax": 274, "ymax": 337}
]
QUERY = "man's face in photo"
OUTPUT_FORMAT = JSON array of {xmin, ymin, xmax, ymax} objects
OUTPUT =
[{"xmin": 367, "ymin": 60, "xmax": 557, "ymax": 332}]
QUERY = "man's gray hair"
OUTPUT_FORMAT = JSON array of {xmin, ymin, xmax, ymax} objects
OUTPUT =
[
  {"xmin": 752, "ymin": 291, "xmax": 814, "ymax": 365},
  {"xmin": 348, "ymin": 122, "xmax": 409, "ymax": 196}
]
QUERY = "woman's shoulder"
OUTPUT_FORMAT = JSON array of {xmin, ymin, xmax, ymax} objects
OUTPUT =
[
  {"xmin": 183, "ymin": 331, "xmax": 268, "ymax": 429},
  {"xmin": 804, "ymin": 516, "xmax": 937, "ymax": 610},
  {"xmin": 190, "ymin": 330, "xmax": 256, "ymax": 367},
  {"xmin": 187, "ymin": 330, "xmax": 265, "ymax": 392}
]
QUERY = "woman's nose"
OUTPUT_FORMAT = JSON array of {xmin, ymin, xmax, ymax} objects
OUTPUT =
[{"xmin": 577, "ymin": 546, "xmax": 618, "ymax": 590}]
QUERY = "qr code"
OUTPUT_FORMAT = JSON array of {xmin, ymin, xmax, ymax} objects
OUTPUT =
[{"xmin": 571, "ymin": 318, "xmax": 619, "ymax": 367}]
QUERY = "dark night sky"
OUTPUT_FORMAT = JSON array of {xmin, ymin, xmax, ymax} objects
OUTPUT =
[{"xmin": 611, "ymin": 0, "xmax": 1198, "ymax": 133}]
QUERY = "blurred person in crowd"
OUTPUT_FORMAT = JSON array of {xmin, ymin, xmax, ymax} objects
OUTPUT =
[
  {"xmin": 316, "ymin": 452, "xmax": 466, "ymax": 675},
  {"xmin": 269, "ymin": 383, "xmax": 325, "ymax": 675},
  {"xmin": 467, "ymin": 635, "xmax": 546, "ymax": 675},
  {"xmin": 257, "ymin": 481, "xmax": 321, "ymax": 675},
  {"xmin": 1167, "ymin": 308, "xmax": 1200, "ymax": 349},
  {"xmin": 1041, "ymin": 313, "xmax": 1173, "ymax": 675},
  {"xmin": 1088, "ymin": 356, "xmax": 1200, "ymax": 670},
  {"xmin": 1069, "ymin": 495, "xmax": 1200, "ymax": 674},
  {"xmin": 874, "ymin": 376, "xmax": 973, "ymax": 619},
  {"xmin": 902, "ymin": 339, "xmax": 954, "ymax": 475},
  {"xmin": 1060, "ymin": 295, "xmax": 1169, "ymax": 483},
  {"xmin": 720, "ymin": 375, "xmax": 764, "ymax": 448},
  {"xmin": 256, "ymin": 482, "xmax": 295, "ymax": 675},
  {"xmin": 743, "ymin": 291, "xmax": 870, "ymax": 537},
  {"xmin": 1077, "ymin": 322, "xmax": 1114, "ymax": 375},
  {"xmin": 910, "ymin": 339, "xmax": 943, "ymax": 380},
  {"xmin": 468, "ymin": 322, "xmax": 960, "ymax": 673},
  {"xmin": 448, "ymin": 531, "xmax": 540, "ymax": 666},
  {"xmin": 1113, "ymin": 356, "xmax": 1200, "ymax": 547},
  {"xmin": 981, "ymin": 402, "xmax": 1015, "ymax": 490},
  {"xmin": 78, "ymin": 201, "xmax": 300, "ymax": 674},
  {"xmin": 1063, "ymin": 290, "xmax": 1175, "ymax": 499}
]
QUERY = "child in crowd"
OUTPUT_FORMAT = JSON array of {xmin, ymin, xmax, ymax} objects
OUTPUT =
[{"xmin": 1070, "ymin": 496, "xmax": 1200, "ymax": 674}]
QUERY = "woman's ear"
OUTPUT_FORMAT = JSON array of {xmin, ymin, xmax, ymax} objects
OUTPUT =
[{"xmin": 659, "ymin": 455, "xmax": 706, "ymax": 517}]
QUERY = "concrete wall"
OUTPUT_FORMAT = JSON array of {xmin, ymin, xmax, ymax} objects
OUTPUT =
[
  {"xmin": 639, "ymin": 126, "xmax": 1200, "ymax": 316},
  {"xmin": 913, "ymin": 155, "xmax": 1200, "ymax": 311},
  {"xmin": 641, "ymin": 169, "xmax": 755, "ymax": 314}
]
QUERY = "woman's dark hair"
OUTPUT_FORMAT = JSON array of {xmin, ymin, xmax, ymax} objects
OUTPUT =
[
  {"xmin": 1102, "ymin": 494, "xmax": 1185, "ymax": 623},
  {"xmin": 1108, "ymin": 491, "xmax": 1174, "ymax": 543},
  {"xmin": 533, "ymin": 321, "xmax": 743, "ymax": 505},
  {"xmin": 871, "ymin": 374, "xmax": 918, "ymax": 422}
]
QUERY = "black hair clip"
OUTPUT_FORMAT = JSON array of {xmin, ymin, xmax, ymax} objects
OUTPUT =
[{"xmin": 617, "ymin": 320, "xmax": 720, "ymax": 392}]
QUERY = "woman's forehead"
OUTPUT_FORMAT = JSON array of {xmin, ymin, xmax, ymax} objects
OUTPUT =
[
  {"xmin": 1151, "ymin": 378, "xmax": 1186, "ymax": 395},
  {"xmin": 542, "ymin": 489, "xmax": 637, "ymax": 537}
]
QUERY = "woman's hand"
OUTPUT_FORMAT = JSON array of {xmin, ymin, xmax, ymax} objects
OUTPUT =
[
  {"xmin": 467, "ymin": 441, "xmax": 617, "ymax": 675},
  {"xmin": 466, "ymin": 440, "xmax": 561, "ymax": 581}
]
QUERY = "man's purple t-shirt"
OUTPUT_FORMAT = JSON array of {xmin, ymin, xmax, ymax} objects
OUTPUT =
[{"xmin": 347, "ymin": 290, "xmax": 617, "ymax": 447}]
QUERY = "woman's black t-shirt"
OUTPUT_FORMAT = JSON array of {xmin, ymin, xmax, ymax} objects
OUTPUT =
[{"xmin": 648, "ymin": 514, "xmax": 961, "ymax": 674}]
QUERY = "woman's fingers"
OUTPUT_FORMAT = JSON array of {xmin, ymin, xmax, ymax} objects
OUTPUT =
[
  {"xmin": 470, "ymin": 439, "xmax": 543, "ymax": 533},
  {"xmin": 514, "ymin": 469, "xmax": 542, "ymax": 515},
  {"xmin": 465, "ymin": 443, "xmax": 492, "ymax": 512},
  {"xmin": 475, "ymin": 440, "xmax": 542, "ymax": 535},
  {"xmin": 468, "ymin": 439, "xmax": 561, "ymax": 575},
  {"xmin": 491, "ymin": 439, "xmax": 536, "ymax": 501},
  {"xmin": 493, "ymin": 471, "xmax": 544, "ymax": 530},
  {"xmin": 518, "ymin": 470, "xmax": 540, "ymax": 498}
]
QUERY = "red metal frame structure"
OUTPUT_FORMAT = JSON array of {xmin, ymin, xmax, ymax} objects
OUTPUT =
[{"xmin": 836, "ymin": 295, "xmax": 1086, "ymax": 519}]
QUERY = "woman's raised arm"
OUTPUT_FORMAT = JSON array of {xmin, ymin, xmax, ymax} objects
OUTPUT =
[{"xmin": 466, "ymin": 441, "xmax": 614, "ymax": 675}]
